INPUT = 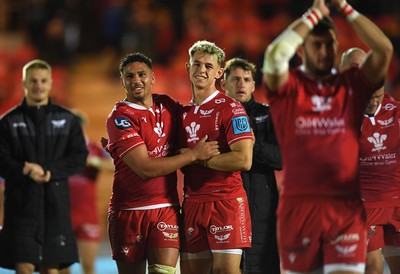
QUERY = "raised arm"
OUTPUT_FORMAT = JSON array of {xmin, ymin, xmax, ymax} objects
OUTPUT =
[
  {"xmin": 262, "ymin": 0, "xmax": 330, "ymax": 92},
  {"xmin": 331, "ymin": 0, "xmax": 393, "ymax": 86}
]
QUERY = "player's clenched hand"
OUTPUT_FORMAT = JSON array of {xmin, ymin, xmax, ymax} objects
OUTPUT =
[
  {"xmin": 192, "ymin": 135, "xmax": 220, "ymax": 161},
  {"xmin": 312, "ymin": 0, "xmax": 330, "ymax": 16}
]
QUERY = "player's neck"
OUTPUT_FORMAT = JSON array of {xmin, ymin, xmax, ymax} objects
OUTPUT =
[
  {"xmin": 301, "ymin": 65, "xmax": 336, "ymax": 82},
  {"xmin": 124, "ymin": 97, "xmax": 153, "ymax": 109},
  {"xmin": 192, "ymin": 85, "xmax": 217, "ymax": 105}
]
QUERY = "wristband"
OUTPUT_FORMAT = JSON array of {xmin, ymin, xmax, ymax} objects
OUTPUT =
[
  {"xmin": 302, "ymin": 8, "xmax": 323, "ymax": 29},
  {"xmin": 339, "ymin": 0, "xmax": 360, "ymax": 21}
]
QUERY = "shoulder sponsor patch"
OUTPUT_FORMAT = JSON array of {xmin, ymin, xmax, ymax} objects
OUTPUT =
[
  {"xmin": 232, "ymin": 116, "xmax": 251, "ymax": 134},
  {"xmin": 114, "ymin": 117, "xmax": 132, "ymax": 129}
]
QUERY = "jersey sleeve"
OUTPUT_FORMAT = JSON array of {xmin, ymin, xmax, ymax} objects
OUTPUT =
[
  {"xmin": 106, "ymin": 108, "xmax": 144, "ymax": 159},
  {"xmin": 222, "ymin": 101, "xmax": 253, "ymax": 145}
]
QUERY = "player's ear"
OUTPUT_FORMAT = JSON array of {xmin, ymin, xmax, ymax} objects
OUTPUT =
[
  {"xmin": 185, "ymin": 62, "xmax": 190, "ymax": 74},
  {"xmin": 220, "ymin": 79, "xmax": 226, "ymax": 91},
  {"xmin": 296, "ymin": 46, "xmax": 304, "ymax": 59},
  {"xmin": 215, "ymin": 67, "xmax": 224, "ymax": 79}
]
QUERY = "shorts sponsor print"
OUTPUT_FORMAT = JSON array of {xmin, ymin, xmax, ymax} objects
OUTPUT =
[
  {"xmin": 108, "ymin": 206, "xmax": 180, "ymax": 262},
  {"xmin": 278, "ymin": 197, "xmax": 367, "ymax": 272},
  {"xmin": 181, "ymin": 197, "xmax": 252, "ymax": 253}
]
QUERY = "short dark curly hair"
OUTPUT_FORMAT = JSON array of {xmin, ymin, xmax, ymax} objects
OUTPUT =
[{"xmin": 119, "ymin": 52, "xmax": 152, "ymax": 75}]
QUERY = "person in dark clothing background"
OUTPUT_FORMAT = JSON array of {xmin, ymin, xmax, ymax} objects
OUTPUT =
[
  {"xmin": 0, "ymin": 59, "xmax": 88, "ymax": 274},
  {"xmin": 221, "ymin": 57, "xmax": 282, "ymax": 274}
]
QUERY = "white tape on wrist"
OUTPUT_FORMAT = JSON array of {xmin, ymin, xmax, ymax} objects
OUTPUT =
[
  {"xmin": 339, "ymin": 0, "xmax": 360, "ymax": 21},
  {"xmin": 302, "ymin": 8, "xmax": 323, "ymax": 29}
]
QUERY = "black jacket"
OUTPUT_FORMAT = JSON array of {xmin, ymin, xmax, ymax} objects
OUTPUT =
[
  {"xmin": 0, "ymin": 98, "xmax": 88, "ymax": 269},
  {"xmin": 241, "ymin": 96, "xmax": 281, "ymax": 195},
  {"xmin": 241, "ymin": 96, "xmax": 282, "ymax": 273}
]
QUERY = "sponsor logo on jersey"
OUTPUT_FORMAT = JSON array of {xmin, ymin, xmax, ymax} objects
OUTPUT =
[
  {"xmin": 360, "ymin": 152, "xmax": 396, "ymax": 162},
  {"xmin": 232, "ymin": 116, "xmax": 250, "ymax": 134},
  {"xmin": 311, "ymin": 95, "xmax": 332, "ymax": 112},
  {"xmin": 114, "ymin": 117, "xmax": 132, "ymax": 129},
  {"xmin": 200, "ymin": 109, "xmax": 214, "ymax": 117},
  {"xmin": 215, "ymin": 111, "xmax": 220, "ymax": 130},
  {"xmin": 149, "ymin": 144, "xmax": 170, "ymax": 157},
  {"xmin": 186, "ymin": 122, "xmax": 200, "ymax": 142},
  {"xmin": 232, "ymin": 108, "xmax": 247, "ymax": 115},
  {"xmin": 51, "ymin": 119, "xmax": 66, "ymax": 128},
  {"xmin": 215, "ymin": 98, "xmax": 226, "ymax": 104},
  {"xmin": 367, "ymin": 132, "xmax": 387, "ymax": 152},
  {"xmin": 383, "ymin": 103, "xmax": 396, "ymax": 111},
  {"xmin": 377, "ymin": 117, "xmax": 394, "ymax": 126},
  {"xmin": 295, "ymin": 116, "xmax": 345, "ymax": 136}
]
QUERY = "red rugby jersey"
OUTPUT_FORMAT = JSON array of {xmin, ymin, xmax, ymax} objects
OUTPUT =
[
  {"xmin": 359, "ymin": 98, "xmax": 400, "ymax": 203},
  {"xmin": 267, "ymin": 67, "xmax": 377, "ymax": 197},
  {"xmin": 177, "ymin": 91, "xmax": 253, "ymax": 202},
  {"xmin": 69, "ymin": 139, "xmax": 109, "ymax": 223},
  {"xmin": 106, "ymin": 94, "xmax": 181, "ymax": 210}
]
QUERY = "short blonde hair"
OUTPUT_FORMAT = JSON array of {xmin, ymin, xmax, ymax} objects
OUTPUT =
[
  {"xmin": 188, "ymin": 40, "xmax": 225, "ymax": 66},
  {"xmin": 22, "ymin": 59, "xmax": 52, "ymax": 81}
]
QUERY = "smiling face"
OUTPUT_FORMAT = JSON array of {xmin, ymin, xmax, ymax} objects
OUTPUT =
[
  {"xmin": 222, "ymin": 67, "xmax": 255, "ymax": 103},
  {"xmin": 23, "ymin": 68, "xmax": 52, "ymax": 106},
  {"xmin": 120, "ymin": 61, "xmax": 155, "ymax": 107},
  {"xmin": 186, "ymin": 51, "xmax": 224, "ymax": 92}
]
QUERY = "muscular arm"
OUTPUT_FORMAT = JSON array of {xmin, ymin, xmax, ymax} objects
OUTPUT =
[
  {"xmin": 263, "ymin": 1, "xmax": 330, "ymax": 92},
  {"xmin": 262, "ymin": 20, "xmax": 308, "ymax": 93},
  {"xmin": 123, "ymin": 136, "xmax": 219, "ymax": 180},
  {"xmin": 349, "ymin": 14, "xmax": 393, "ymax": 86},
  {"xmin": 202, "ymin": 139, "xmax": 253, "ymax": 172}
]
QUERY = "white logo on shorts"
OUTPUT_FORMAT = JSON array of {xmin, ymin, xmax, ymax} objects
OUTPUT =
[
  {"xmin": 121, "ymin": 247, "xmax": 130, "ymax": 256},
  {"xmin": 215, "ymin": 233, "xmax": 230, "ymax": 242},
  {"xmin": 335, "ymin": 244, "xmax": 358, "ymax": 256},
  {"xmin": 289, "ymin": 252, "xmax": 296, "ymax": 264}
]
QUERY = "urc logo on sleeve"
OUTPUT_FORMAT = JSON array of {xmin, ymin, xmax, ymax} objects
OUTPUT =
[
  {"xmin": 232, "ymin": 116, "xmax": 251, "ymax": 134},
  {"xmin": 114, "ymin": 117, "xmax": 132, "ymax": 129}
]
